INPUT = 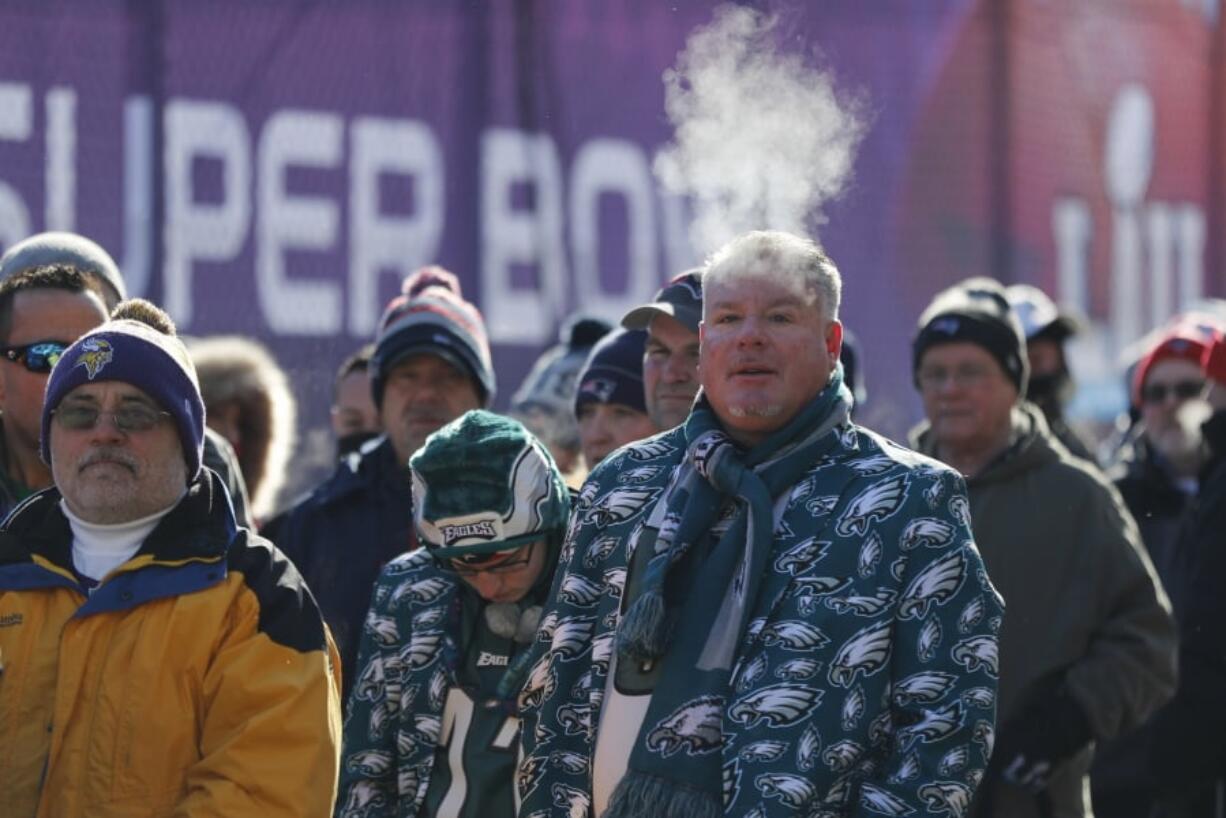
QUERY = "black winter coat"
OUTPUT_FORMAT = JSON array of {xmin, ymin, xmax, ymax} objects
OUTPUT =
[{"xmin": 268, "ymin": 436, "xmax": 415, "ymax": 704}]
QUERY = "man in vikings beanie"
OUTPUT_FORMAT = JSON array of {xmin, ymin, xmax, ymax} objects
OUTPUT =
[
  {"xmin": 574, "ymin": 327, "xmax": 657, "ymax": 468},
  {"xmin": 337, "ymin": 410, "xmax": 569, "ymax": 818},
  {"xmin": 273, "ymin": 264, "xmax": 491, "ymax": 704},
  {"xmin": 0, "ymin": 310, "xmax": 341, "ymax": 817}
]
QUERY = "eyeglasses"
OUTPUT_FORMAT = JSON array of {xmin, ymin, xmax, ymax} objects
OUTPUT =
[
  {"xmin": 917, "ymin": 364, "xmax": 995, "ymax": 392},
  {"xmin": 1, "ymin": 340, "xmax": 68, "ymax": 374},
  {"xmin": 52, "ymin": 404, "xmax": 172, "ymax": 433},
  {"xmin": 1141, "ymin": 380, "xmax": 1205, "ymax": 405},
  {"xmin": 435, "ymin": 540, "xmax": 537, "ymax": 578}
]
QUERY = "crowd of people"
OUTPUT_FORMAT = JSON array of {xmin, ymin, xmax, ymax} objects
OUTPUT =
[{"xmin": 0, "ymin": 227, "xmax": 1222, "ymax": 818}]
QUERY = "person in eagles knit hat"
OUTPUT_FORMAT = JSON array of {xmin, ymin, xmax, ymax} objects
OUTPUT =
[
  {"xmin": 273, "ymin": 264, "xmax": 494, "ymax": 704},
  {"xmin": 336, "ymin": 410, "xmax": 569, "ymax": 818},
  {"xmin": 1, "ymin": 309, "xmax": 341, "ymax": 817}
]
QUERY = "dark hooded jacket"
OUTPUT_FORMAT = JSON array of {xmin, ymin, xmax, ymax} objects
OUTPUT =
[
  {"xmin": 269, "ymin": 436, "xmax": 414, "ymax": 703},
  {"xmin": 1150, "ymin": 409, "xmax": 1226, "ymax": 816},
  {"xmin": 915, "ymin": 403, "xmax": 1177, "ymax": 818},
  {"xmin": 1090, "ymin": 431, "xmax": 1201, "ymax": 815}
]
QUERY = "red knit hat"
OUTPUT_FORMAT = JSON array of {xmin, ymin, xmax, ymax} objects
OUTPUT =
[
  {"xmin": 1132, "ymin": 323, "xmax": 1214, "ymax": 406},
  {"xmin": 1203, "ymin": 330, "xmax": 1226, "ymax": 387}
]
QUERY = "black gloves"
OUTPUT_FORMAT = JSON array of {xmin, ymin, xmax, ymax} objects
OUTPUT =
[{"xmin": 991, "ymin": 674, "xmax": 1093, "ymax": 793}]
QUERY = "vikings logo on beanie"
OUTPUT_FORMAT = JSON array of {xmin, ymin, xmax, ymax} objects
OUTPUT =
[
  {"xmin": 41, "ymin": 320, "xmax": 206, "ymax": 481},
  {"xmin": 913, "ymin": 277, "xmax": 1029, "ymax": 394},
  {"xmin": 410, "ymin": 410, "xmax": 569, "ymax": 562}
]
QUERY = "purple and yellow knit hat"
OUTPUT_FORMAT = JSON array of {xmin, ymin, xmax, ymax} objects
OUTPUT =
[{"xmin": 41, "ymin": 320, "xmax": 205, "ymax": 481}]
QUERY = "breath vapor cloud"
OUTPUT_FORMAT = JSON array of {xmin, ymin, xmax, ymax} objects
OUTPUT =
[{"xmin": 656, "ymin": 5, "xmax": 868, "ymax": 255}]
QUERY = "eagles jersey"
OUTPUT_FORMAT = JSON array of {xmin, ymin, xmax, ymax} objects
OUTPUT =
[{"xmin": 422, "ymin": 594, "xmax": 523, "ymax": 818}]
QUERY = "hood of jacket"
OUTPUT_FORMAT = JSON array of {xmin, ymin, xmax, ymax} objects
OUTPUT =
[{"xmin": 911, "ymin": 400, "xmax": 1063, "ymax": 485}]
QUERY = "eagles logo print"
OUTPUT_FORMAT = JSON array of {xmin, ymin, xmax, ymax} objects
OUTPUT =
[{"xmin": 515, "ymin": 424, "xmax": 1003, "ymax": 818}]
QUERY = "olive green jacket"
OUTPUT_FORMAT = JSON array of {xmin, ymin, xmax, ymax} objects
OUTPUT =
[{"xmin": 914, "ymin": 403, "xmax": 1177, "ymax": 818}]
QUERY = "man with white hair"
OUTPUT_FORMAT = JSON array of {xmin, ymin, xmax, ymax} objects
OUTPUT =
[
  {"xmin": 0, "ymin": 304, "xmax": 341, "ymax": 817},
  {"xmin": 519, "ymin": 230, "xmax": 1003, "ymax": 818}
]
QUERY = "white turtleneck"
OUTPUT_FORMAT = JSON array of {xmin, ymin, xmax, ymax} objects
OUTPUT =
[{"xmin": 61, "ymin": 497, "xmax": 182, "ymax": 583}]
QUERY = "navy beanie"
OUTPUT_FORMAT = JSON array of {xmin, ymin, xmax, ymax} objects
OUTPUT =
[
  {"xmin": 371, "ymin": 266, "xmax": 495, "ymax": 408},
  {"xmin": 913, "ymin": 277, "xmax": 1029, "ymax": 394},
  {"xmin": 41, "ymin": 320, "xmax": 205, "ymax": 481},
  {"xmin": 574, "ymin": 328, "xmax": 648, "ymax": 416}
]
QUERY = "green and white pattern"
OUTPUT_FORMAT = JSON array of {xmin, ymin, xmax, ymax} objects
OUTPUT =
[
  {"xmin": 336, "ymin": 550, "xmax": 529, "ymax": 818},
  {"xmin": 519, "ymin": 420, "xmax": 1005, "ymax": 818}
]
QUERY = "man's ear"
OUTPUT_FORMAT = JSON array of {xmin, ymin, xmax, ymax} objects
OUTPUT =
[{"xmin": 826, "ymin": 319, "xmax": 844, "ymax": 364}]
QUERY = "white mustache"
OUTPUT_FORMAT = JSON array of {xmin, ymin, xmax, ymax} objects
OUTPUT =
[{"xmin": 79, "ymin": 448, "xmax": 138, "ymax": 472}]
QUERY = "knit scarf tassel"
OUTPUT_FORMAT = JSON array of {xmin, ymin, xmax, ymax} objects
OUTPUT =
[
  {"xmin": 616, "ymin": 585, "xmax": 669, "ymax": 666},
  {"xmin": 605, "ymin": 771, "xmax": 723, "ymax": 818}
]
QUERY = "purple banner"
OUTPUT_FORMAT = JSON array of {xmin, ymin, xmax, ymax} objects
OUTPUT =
[{"xmin": 0, "ymin": 0, "xmax": 1220, "ymax": 497}]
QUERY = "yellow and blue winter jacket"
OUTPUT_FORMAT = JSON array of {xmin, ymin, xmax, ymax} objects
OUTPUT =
[{"xmin": 0, "ymin": 471, "xmax": 343, "ymax": 818}]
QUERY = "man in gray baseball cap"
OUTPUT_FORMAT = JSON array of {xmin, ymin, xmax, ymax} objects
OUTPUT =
[{"xmin": 621, "ymin": 269, "xmax": 703, "ymax": 431}]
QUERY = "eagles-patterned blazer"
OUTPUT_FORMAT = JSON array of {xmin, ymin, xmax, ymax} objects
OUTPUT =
[
  {"xmin": 335, "ymin": 549, "xmax": 462, "ymax": 818},
  {"xmin": 518, "ymin": 423, "xmax": 1006, "ymax": 818}
]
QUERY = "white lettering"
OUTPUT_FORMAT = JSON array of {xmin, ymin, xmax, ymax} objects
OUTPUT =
[
  {"xmin": 164, "ymin": 99, "xmax": 252, "ymax": 326},
  {"xmin": 257, "ymin": 109, "xmax": 343, "ymax": 334},
  {"xmin": 348, "ymin": 117, "xmax": 443, "ymax": 336},
  {"xmin": 569, "ymin": 138, "xmax": 659, "ymax": 322},
  {"xmin": 1104, "ymin": 84, "xmax": 1154, "ymax": 345},
  {"xmin": 480, "ymin": 128, "xmax": 567, "ymax": 343},
  {"xmin": 659, "ymin": 186, "xmax": 699, "ymax": 282},
  {"xmin": 45, "ymin": 86, "xmax": 76, "ymax": 232},
  {"xmin": 1146, "ymin": 202, "xmax": 1175, "ymax": 327},
  {"xmin": 476, "ymin": 651, "xmax": 510, "ymax": 667},
  {"xmin": 1050, "ymin": 197, "xmax": 1091, "ymax": 313},
  {"xmin": 1175, "ymin": 204, "xmax": 1205, "ymax": 308},
  {"xmin": 121, "ymin": 95, "xmax": 153, "ymax": 298},
  {"xmin": 0, "ymin": 82, "xmax": 32, "ymax": 248}
]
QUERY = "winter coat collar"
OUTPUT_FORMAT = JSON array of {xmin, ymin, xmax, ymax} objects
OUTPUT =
[
  {"xmin": 911, "ymin": 401, "xmax": 1061, "ymax": 486},
  {"xmin": 0, "ymin": 470, "xmax": 238, "ymax": 612},
  {"xmin": 311, "ymin": 435, "xmax": 408, "ymax": 507}
]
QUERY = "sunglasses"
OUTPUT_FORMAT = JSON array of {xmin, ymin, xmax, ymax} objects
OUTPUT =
[
  {"xmin": 435, "ymin": 540, "xmax": 538, "ymax": 578},
  {"xmin": 1, "ymin": 340, "xmax": 68, "ymax": 374},
  {"xmin": 1141, "ymin": 380, "xmax": 1205, "ymax": 405},
  {"xmin": 52, "ymin": 404, "xmax": 172, "ymax": 433}
]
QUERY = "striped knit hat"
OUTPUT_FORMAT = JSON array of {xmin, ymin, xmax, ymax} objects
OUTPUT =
[{"xmin": 371, "ymin": 266, "xmax": 495, "ymax": 407}]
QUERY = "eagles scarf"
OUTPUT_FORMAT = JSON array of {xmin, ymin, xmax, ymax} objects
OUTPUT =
[{"xmin": 606, "ymin": 366, "xmax": 852, "ymax": 818}]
